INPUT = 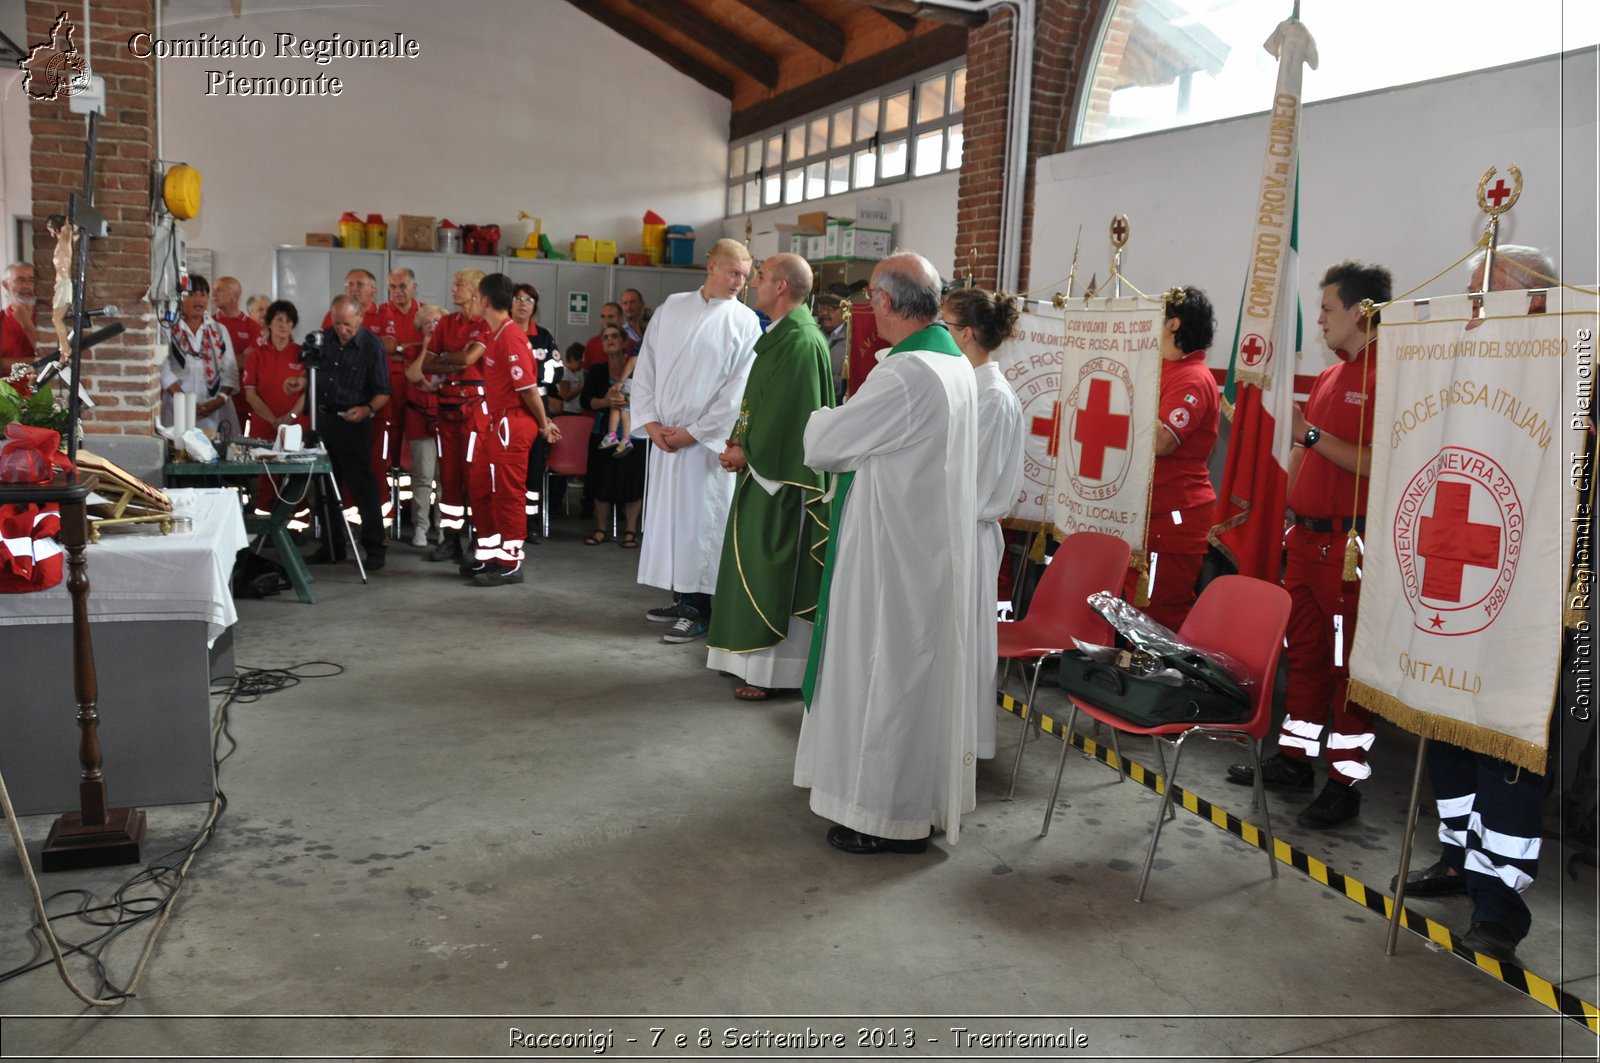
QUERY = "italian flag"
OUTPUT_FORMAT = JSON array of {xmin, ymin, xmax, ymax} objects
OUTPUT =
[{"xmin": 1208, "ymin": 16, "xmax": 1318, "ymax": 581}]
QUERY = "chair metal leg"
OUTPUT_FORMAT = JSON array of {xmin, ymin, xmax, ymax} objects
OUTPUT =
[
  {"xmin": 1005, "ymin": 656, "xmax": 1048, "ymax": 800},
  {"xmin": 999, "ymin": 658, "xmax": 1013, "ymax": 698},
  {"xmin": 1135, "ymin": 733, "xmax": 1189, "ymax": 902},
  {"xmin": 1249, "ymin": 737, "xmax": 1279, "ymax": 881},
  {"xmin": 541, "ymin": 470, "xmax": 551, "ymax": 540},
  {"xmin": 1040, "ymin": 716, "xmax": 1076, "ymax": 837},
  {"xmin": 1151, "ymin": 737, "xmax": 1173, "ymax": 821},
  {"xmin": 1109, "ymin": 727, "xmax": 1125, "ymax": 784}
]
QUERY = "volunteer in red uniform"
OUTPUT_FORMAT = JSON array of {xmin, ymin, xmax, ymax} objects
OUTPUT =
[
  {"xmin": 378, "ymin": 268, "xmax": 425, "ymax": 537},
  {"xmin": 511, "ymin": 283, "xmax": 557, "ymax": 541},
  {"xmin": 240, "ymin": 299, "xmax": 307, "ymax": 510},
  {"xmin": 1227, "ymin": 260, "xmax": 1392, "ymax": 829},
  {"xmin": 1, "ymin": 263, "xmax": 38, "ymax": 373},
  {"xmin": 213, "ymin": 277, "xmax": 263, "ymax": 432},
  {"xmin": 466, "ymin": 273, "xmax": 562, "ymax": 587},
  {"xmin": 1123, "ymin": 285, "xmax": 1219, "ymax": 630},
  {"xmin": 412, "ymin": 268, "xmax": 488, "ymax": 565}
]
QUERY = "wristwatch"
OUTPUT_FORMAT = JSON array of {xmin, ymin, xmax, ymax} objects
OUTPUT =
[{"xmin": 1302, "ymin": 426, "xmax": 1322, "ymax": 449}]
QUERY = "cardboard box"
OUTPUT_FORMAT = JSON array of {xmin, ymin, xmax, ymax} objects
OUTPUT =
[
  {"xmin": 806, "ymin": 235, "xmax": 826, "ymax": 261},
  {"xmin": 839, "ymin": 225, "xmax": 892, "ymax": 261},
  {"xmin": 797, "ymin": 210, "xmax": 850, "ymax": 235},
  {"xmin": 787, "ymin": 232, "xmax": 809, "ymax": 256},
  {"xmin": 305, "ymin": 233, "xmax": 335, "ymax": 247},
  {"xmin": 396, "ymin": 215, "xmax": 436, "ymax": 252},
  {"xmin": 855, "ymin": 196, "xmax": 891, "ymax": 226},
  {"xmin": 822, "ymin": 219, "xmax": 853, "ymax": 258},
  {"xmin": 812, "ymin": 258, "xmax": 876, "ymax": 296}
]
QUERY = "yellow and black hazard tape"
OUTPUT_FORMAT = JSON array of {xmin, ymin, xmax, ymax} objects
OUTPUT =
[{"xmin": 998, "ymin": 692, "xmax": 1600, "ymax": 1033}]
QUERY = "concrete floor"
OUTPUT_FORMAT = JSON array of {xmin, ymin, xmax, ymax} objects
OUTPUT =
[{"xmin": 2, "ymin": 513, "xmax": 1597, "ymax": 1061}]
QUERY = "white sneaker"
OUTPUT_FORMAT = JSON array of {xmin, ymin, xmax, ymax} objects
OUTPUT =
[{"xmin": 411, "ymin": 526, "xmax": 430, "ymax": 547}]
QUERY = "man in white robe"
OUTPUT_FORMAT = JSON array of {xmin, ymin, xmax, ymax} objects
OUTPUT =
[
  {"xmin": 632, "ymin": 238, "xmax": 762, "ymax": 643},
  {"xmin": 795, "ymin": 252, "xmax": 980, "ymax": 853}
]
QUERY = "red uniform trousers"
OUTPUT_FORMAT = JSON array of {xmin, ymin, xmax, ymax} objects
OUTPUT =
[
  {"xmin": 468, "ymin": 406, "xmax": 536, "ymax": 569},
  {"xmin": 436, "ymin": 395, "xmax": 486, "ymax": 536},
  {"xmin": 366, "ymin": 367, "xmax": 406, "ymax": 515},
  {"xmin": 1277, "ymin": 525, "xmax": 1374, "ymax": 785},
  {"xmin": 1123, "ymin": 549, "xmax": 1206, "ymax": 633}
]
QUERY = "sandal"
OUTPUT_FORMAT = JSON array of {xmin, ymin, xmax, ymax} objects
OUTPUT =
[
  {"xmin": 735, "ymin": 685, "xmax": 772, "ymax": 701},
  {"xmin": 584, "ymin": 529, "xmax": 608, "ymax": 546},
  {"xmin": 619, "ymin": 531, "xmax": 639, "ymax": 549}
]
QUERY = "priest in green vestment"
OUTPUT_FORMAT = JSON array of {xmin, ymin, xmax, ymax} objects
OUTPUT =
[{"xmin": 705, "ymin": 253, "xmax": 835, "ymax": 700}]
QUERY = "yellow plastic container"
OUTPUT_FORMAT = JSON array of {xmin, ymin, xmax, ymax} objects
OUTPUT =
[
  {"xmin": 593, "ymin": 238, "xmax": 617, "ymax": 264},
  {"xmin": 338, "ymin": 212, "xmax": 365, "ymax": 249},
  {"xmin": 642, "ymin": 217, "xmax": 666, "ymax": 266},
  {"xmin": 571, "ymin": 236, "xmax": 595, "ymax": 264},
  {"xmin": 363, "ymin": 214, "xmax": 387, "ymax": 250}
]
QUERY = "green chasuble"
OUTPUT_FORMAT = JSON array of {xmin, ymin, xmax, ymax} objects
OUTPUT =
[
  {"xmin": 801, "ymin": 323, "xmax": 965, "ymax": 706},
  {"xmin": 705, "ymin": 305, "xmax": 835, "ymax": 655}
]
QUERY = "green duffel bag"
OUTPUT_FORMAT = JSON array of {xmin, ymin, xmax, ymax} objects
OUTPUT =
[{"xmin": 1058, "ymin": 647, "xmax": 1252, "ymax": 726}]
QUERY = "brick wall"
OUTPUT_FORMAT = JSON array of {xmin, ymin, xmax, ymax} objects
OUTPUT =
[
  {"xmin": 27, "ymin": 0, "xmax": 158, "ymax": 437},
  {"xmin": 956, "ymin": 0, "xmax": 1102, "ymax": 294}
]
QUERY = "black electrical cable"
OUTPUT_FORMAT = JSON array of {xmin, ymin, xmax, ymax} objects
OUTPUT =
[{"xmin": 0, "ymin": 660, "xmax": 343, "ymax": 1001}]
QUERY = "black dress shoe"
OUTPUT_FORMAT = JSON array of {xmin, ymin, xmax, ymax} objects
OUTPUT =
[
  {"xmin": 1226, "ymin": 751, "xmax": 1316, "ymax": 791},
  {"xmin": 1391, "ymin": 859, "xmax": 1468, "ymax": 897},
  {"xmin": 1460, "ymin": 921, "xmax": 1519, "ymax": 963},
  {"xmin": 1296, "ymin": 780, "xmax": 1361, "ymax": 829},
  {"xmin": 364, "ymin": 547, "xmax": 386, "ymax": 571},
  {"xmin": 826, "ymin": 825, "xmax": 930, "ymax": 854}
]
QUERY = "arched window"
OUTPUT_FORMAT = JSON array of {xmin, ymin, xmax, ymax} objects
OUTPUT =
[{"xmin": 1076, "ymin": 0, "xmax": 1599, "ymax": 145}]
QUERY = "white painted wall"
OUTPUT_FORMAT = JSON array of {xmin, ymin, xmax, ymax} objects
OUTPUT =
[
  {"xmin": 1031, "ymin": 50, "xmax": 1599, "ymax": 371},
  {"xmin": 1, "ymin": 2, "xmax": 32, "ymax": 271},
  {"xmin": 153, "ymin": 0, "xmax": 731, "ymax": 298},
  {"xmin": 729, "ymin": 172, "xmax": 960, "ymax": 280}
]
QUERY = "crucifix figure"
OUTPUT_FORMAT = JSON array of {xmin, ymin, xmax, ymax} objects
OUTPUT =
[{"xmin": 46, "ymin": 214, "xmax": 75, "ymax": 365}]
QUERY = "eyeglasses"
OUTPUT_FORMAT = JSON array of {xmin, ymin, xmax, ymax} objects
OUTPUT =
[{"xmin": 513, "ymin": 295, "xmax": 535, "ymax": 304}]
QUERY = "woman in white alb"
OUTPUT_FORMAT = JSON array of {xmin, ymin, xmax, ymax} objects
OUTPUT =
[{"xmin": 942, "ymin": 288, "xmax": 1025, "ymax": 760}]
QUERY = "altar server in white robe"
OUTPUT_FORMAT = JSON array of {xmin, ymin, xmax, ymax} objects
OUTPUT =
[
  {"xmin": 795, "ymin": 252, "xmax": 980, "ymax": 853},
  {"xmin": 943, "ymin": 288, "xmax": 1025, "ymax": 759},
  {"xmin": 632, "ymin": 239, "xmax": 762, "ymax": 643}
]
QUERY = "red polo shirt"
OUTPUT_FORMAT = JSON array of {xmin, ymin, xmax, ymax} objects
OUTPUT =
[
  {"xmin": 1150, "ymin": 349, "xmax": 1219, "ymax": 513},
  {"xmin": 1289, "ymin": 339, "xmax": 1378, "ymax": 520},
  {"xmin": 214, "ymin": 311, "xmax": 262, "ymax": 363},
  {"xmin": 482, "ymin": 320, "xmax": 538, "ymax": 416},
  {"xmin": 1, "ymin": 306, "xmax": 36, "ymax": 370}
]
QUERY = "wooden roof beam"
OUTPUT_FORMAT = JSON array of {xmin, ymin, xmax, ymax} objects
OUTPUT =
[
  {"xmin": 565, "ymin": 0, "xmax": 734, "ymax": 97},
  {"xmin": 845, "ymin": 0, "xmax": 988, "ymax": 29},
  {"xmin": 734, "ymin": 0, "xmax": 846, "ymax": 63},
  {"xmin": 625, "ymin": 0, "xmax": 781, "ymax": 88}
]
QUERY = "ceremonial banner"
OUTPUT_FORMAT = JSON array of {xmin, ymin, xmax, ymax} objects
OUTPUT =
[
  {"xmin": 844, "ymin": 305, "xmax": 883, "ymax": 399},
  {"xmin": 1050, "ymin": 298, "xmax": 1163, "ymax": 551},
  {"xmin": 993, "ymin": 308, "xmax": 1065, "ymax": 528},
  {"xmin": 1208, "ymin": 16, "xmax": 1317, "ymax": 580},
  {"xmin": 1348, "ymin": 291, "xmax": 1593, "ymax": 773}
]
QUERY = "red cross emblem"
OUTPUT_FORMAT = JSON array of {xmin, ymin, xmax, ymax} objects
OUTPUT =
[
  {"xmin": 1485, "ymin": 179, "xmax": 1513, "ymax": 207},
  {"xmin": 1030, "ymin": 402, "xmax": 1062, "ymax": 457},
  {"xmin": 1240, "ymin": 333, "xmax": 1269, "ymax": 367},
  {"xmin": 1418, "ymin": 481, "xmax": 1501, "ymax": 602},
  {"xmin": 1072, "ymin": 376, "xmax": 1130, "ymax": 480},
  {"xmin": 1393, "ymin": 447, "xmax": 1521, "ymax": 636},
  {"xmin": 1109, "ymin": 214, "xmax": 1129, "ymax": 248}
]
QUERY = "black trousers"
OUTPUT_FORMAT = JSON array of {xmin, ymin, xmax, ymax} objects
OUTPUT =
[{"xmin": 320, "ymin": 414, "xmax": 384, "ymax": 549}]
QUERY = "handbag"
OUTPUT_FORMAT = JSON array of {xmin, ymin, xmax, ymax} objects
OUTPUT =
[{"xmin": 1058, "ymin": 646, "xmax": 1252, "ymax": 726}]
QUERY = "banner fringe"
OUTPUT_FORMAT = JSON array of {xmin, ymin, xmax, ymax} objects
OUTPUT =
[{"xmin": 1347, "ymin": 679, "xmax": 1547, "ymax": 775}]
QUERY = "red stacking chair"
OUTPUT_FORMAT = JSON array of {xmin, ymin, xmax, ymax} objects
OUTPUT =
[
  {"xmin": 1000, "ymin": 530, "xmax": 1132, "ymax": 799},
  {"xmin": 1046, "ymin": 574, "xmax": 1291, "ymax": 902},
  {"xmin": 542, "ymin": 414, "xmax": 594, "ymax": 539}
]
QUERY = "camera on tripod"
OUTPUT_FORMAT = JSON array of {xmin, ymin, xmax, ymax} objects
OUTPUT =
[{"xmin": 299, "ymin": 328, "xmax": 327, "ymax": 368}]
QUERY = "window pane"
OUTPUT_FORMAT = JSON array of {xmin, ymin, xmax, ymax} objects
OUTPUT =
[
  {"xmin": 828, "ymin": 155, "xmax": 851, "ymax": 195},
  {"xmin": 728, "ymin": 147, "xmax": 742, "ymax": 179},
  {"xmin": 946, "ymin": 122, "xmax": 964, "ymax": 170},
  {"xmin": 809, "ymin": 116, "xmax": 829, "ymax": 156},
  {"xmin": 806, "ymin": 161, "xmax": 827, "ymax": 200},
  {"xmin": 918, "ymin": 74, "xmax": 947, "ymax": 124},
  {"xmin": 880, "ymin": 137, "xmax": 907, "ymax": 179},
  {"xmin": 787, "ymin": 125, "xmax": 805, "ymax": 161},
  {"xmin": 746, "ymin": 142, "xmax": 762, "ymax": 174},
  {"xmin": 854, "ymin": 148, "xmax": 877, "ymax": 188},
  {"xmin": 744, "ymin": 177, "xmax": 760, "ymax": 209},
  {"xmin": 855, "ymin": 101, "xmax": 879, "ymax": 141},
  {"xmin": 784, "ymin": 167, "xmax": 804, "ymax": 205},
  {"xmin": 883, "ymin": 90, "xmax": 910, "ymax": 133},
  {"xmin": 913, "ymin": 129, "xmax": 943, "ymax": 176},
  {"xmin": 950, "ymin": 67, "xmax": 966, "ymax": 113},
  {"xmin": 765, "ymin": 135, "xmax": 783, "ymax": 169},
  {"xmin": 727, "ymin": 185, "xmax": 743, "ymax": 215},
  {"xmin": 764, "ymin": 172, "xmax": 782, "ymax": 206},
  {"xmin": 832, "ymin": 108, "xmax": 853, "ymax": 149}
]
